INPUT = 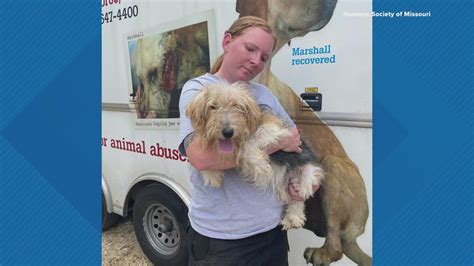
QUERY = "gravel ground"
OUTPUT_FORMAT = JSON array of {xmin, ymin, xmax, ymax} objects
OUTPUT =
[{"xmin": 102, "ymin": 218, "xmax": 153, "ymax": 265}]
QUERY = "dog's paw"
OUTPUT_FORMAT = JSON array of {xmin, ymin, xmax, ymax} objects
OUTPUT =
[
  {"xmin": 281, "ymin": 212, "xmax": 306, "ymax": 230},
  {"xmin": 298, "ymin": 164, "xmax": 324, "ymax": 199},
  {"xmin": 239, "ymin": 152, "xmax": 273, "ymax": 181},
  {"xmin": 208, "ymin": 177, "xmax": 223, "ymax": 188},
  {"xmin": 241, "ymin": 162, "xmax": 274, "ymax": 188},
  {"xmin": 253, "ymin": 164, "xmax": 273, "ymax": 179},
  {"xmin": 202, "ymin": 171, "xmax": 224, "ymax": 188},
  {"xmin": 304, "ymin": 247, "xmax": 338, "ymax": 266},
  {"xmin": 298, "ymin": 181, "xmax": 314, "ymax": 200}
]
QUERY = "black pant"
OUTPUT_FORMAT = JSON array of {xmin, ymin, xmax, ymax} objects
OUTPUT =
[{"xmin": 187, "ymin": 225, "xmax": 289, "ymax": 266}]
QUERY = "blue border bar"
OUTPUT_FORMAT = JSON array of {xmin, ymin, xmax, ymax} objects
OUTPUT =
[
  {"xmin": 1, "ymin": 1, "xmax": 101, "ymax": 264},
  {"xmin": 374, "ymin": 0, "xmax": 473, "ymax": 264}
]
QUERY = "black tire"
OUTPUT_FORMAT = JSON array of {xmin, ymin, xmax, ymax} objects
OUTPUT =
[
  {"xmin": 133, "ymin": 183, "xmax": 189, "ymax": 266},
  {"xmin": 102, "ymin": 193, "xmax": 120, "ymax": 231}
]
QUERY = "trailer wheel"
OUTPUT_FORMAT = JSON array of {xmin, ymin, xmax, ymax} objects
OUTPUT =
[
  {"xmin": 133, "ymin": 184, "xmax": 189, "ymax": 265},
  {"xmin": 102, "ymin": 193, "xmax": 120, "ymax": 231}
]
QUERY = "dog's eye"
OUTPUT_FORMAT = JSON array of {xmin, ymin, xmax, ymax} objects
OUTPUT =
[
  {"xmin": 237, "ymin": 107, "xmax": 246, "ymax": 113},
  {"xmin": 209, "ymin": 105, "xmax": 217, "ymax": 110},
  {"xmin": 148, "ymin": 67, "xmax": 158, "ymax": 83},
  {"xmin": 230, "ymin": 104, "xmax": 243, "ymax": 113}
]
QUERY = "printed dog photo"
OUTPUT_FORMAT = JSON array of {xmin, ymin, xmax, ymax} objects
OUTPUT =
[
  {"xmin": 186, "ymin": 82, "xmax": 324, "ymax": 230},
  {"xmin": 129, "ymin": 21, "xmax": 210, "ymax": 119}
]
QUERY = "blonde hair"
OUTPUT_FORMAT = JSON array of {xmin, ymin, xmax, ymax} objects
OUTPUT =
[{"xmin": 210, "ymin": 16, "xmax": 276, "ymax": 74}]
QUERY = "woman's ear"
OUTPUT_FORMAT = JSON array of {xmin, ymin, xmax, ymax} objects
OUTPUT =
[{"xmin": 222, "ymin": 32, "xmax": 233, "ymax": 53}]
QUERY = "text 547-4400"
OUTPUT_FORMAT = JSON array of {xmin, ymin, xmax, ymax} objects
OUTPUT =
[{"xmin": 102, "ymin": 5, "xmax": 138, "ymax": 25}]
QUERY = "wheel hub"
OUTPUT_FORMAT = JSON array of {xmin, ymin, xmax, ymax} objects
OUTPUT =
[{"xmin": 143, "ymin": 204, "xmax": 180, "ymax": 255}]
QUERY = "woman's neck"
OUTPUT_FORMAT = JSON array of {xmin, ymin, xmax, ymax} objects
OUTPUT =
[
  {"xmin": 214, "ymin": 69, "xmax": 231, "ymax": 82},
  {"xmin": 214, "ymin": 69, "xmax": 248, "ymax": 84}
]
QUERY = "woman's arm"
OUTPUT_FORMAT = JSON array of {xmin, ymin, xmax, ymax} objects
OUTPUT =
[
  {"xmin": 185, "ymin": 136, "xmax": 237, "ymax": 171},
  {"xmin": 186, "ymin": 126, "xmax": 301, "ymax": 170}
]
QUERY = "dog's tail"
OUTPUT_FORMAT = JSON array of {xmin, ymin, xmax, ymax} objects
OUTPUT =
[{"xmin": 342, "ymin": 239, "xmax": 372, "ymax": 266}]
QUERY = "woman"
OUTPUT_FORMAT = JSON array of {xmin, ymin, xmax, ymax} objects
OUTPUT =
[{"xmin": 178, "ymin": 16, "xmax": 316, "ymax": 265}]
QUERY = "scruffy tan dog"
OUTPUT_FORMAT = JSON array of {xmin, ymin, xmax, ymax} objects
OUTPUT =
[
  {"xmin": 186, "ymin": 82, "xmax": 324, "ymax": 229},
  {"xmin": 236, "ymin": 1, "xmax": 372, "ymax": 265}
]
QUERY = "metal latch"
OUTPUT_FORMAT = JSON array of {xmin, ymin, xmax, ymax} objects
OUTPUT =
[{"xmin": 300, "ymin": 87, "xmax": 322, "ymax": 111}]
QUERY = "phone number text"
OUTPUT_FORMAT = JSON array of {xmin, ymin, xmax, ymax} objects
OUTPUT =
[{"xmin": 102, "ymin": 5, "xmax": 138, "ymax": 24}]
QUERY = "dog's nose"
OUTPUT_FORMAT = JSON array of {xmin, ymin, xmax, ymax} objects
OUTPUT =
[{"xmin": 222, "ymin": 128, "xmax": 234, "ymax": 139}]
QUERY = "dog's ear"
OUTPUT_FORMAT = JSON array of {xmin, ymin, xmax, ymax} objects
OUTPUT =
[
  {"xmin": 244, "ymin": 95, "xmax": 261, "ymax": 133},
  {"xmin": 236, "ymin": 0, "xmax": 268, "ymax": 20},
  {"xmin": 232, "ymin": 82, "xmax": 261, "ymax": 132},
  {"xmin": 186, "ymin": 88, "xmax": 209, "ymax": 132}
]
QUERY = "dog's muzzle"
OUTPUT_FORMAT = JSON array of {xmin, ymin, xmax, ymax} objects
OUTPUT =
[{"xmin": 222, "ymin": 128, "xmax": 234, "ymax": 139}]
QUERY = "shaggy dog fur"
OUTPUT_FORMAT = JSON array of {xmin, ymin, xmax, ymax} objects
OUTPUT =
[
  {"xmin": 186, "ymin": 82, "xmax": 324, "ymax": 229},
  {"xmin": 237, "ymin": 1, "xmax": 372, "ymax": 265},
  {"xmin": 135, "ymin": 22, "xmax": 209, "ymax": 118}
]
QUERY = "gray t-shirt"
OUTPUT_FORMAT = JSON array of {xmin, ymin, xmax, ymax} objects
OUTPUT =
[{"xmin": 178, "ymin": 73, "xmax": 295, "ymax": 239}]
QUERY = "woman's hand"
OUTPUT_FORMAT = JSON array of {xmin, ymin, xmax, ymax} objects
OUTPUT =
[
  {"xmin": 280, "ymin": 127, "xmax": 303, "ymax": 153},
  {"xmin": 266, "ymin": 127, "xmax": 302, "ymax": 154}
]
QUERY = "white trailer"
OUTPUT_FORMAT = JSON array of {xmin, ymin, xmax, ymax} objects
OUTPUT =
[{"xmin": 102, "ymin": 0, "xmax": 372, "ymax": 265}]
